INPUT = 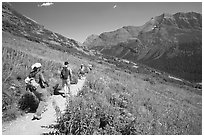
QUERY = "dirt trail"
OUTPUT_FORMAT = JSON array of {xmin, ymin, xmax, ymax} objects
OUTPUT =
[{"xmin": 2, "ymin": 77, "xmax": 86, "ymax": 135}]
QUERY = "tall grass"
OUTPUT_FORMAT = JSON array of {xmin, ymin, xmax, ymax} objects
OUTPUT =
[
  {"xmin": 2, "ymin": 46, "xmax": 201, "ymax": 135},
  {"xmin": 50, "ymin": 69, "xmax": 202, "ymax": 135},
  {"xmin": 2, "ymin": 46, "xmax": 62, "ymax": 122}
]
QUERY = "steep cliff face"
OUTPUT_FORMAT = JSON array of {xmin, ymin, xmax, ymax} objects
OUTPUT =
[{"xmin": 83, "ymin": 12, "xmax": 202, "ymax": 82}]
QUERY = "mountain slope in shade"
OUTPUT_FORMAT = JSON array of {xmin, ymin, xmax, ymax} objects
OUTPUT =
[
  {"xmin": 84, "ymin": 12, "xmax": 202, "ymax": 82},
  {"xmin": 2, "ymin": 2, "xmax": 84, "ymax": 54}
]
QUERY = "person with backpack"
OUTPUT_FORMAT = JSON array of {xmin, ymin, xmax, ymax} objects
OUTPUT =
[
  {"xmin": 25, "ymin": 63, "xmax": 49, "ymax": 120},
  {"xmin": 78, "ymin": 64, "xmax": 85, "ymax": 79},
  {"xmin": 60, "ymin": 61, "xmax": 72, "ymax": 97}
]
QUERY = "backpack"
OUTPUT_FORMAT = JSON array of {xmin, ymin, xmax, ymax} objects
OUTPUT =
[
  {"xmin": 61, "ymin": 67, "xmax": 71, "ymax": 80},
  {"xmin": 25, "ymin": 69, "xmax": 39, "ymax": 91},
  {"xmin": 25, "ymin": 77, "xmax": 38, "ymax": 91}
]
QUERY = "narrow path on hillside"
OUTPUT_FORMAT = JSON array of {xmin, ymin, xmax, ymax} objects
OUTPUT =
[{"xmin": 2, "ymin": 77, "xmax": 86, "ymax": 135}]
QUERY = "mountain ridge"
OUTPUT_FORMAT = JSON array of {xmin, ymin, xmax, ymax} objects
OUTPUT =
[
  {"xmin": 83, "ymin": 12, "xmax": 202, "ymax": 82},
  {"xmin": 83, "ymin": 12, "xmax": 201, "ymax": 48},
  {"xmin": 2, "ymin": 2, "xmax": 86, "ymax": 54},
  {"xmin": 2, "ymin": 3, "xmax": 202, "ymax": 135}
]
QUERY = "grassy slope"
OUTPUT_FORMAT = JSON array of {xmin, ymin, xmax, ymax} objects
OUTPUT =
[
  {"xmin": 50, "ymin": 66, "xmax": 201, "ymax": 135},
  {"xmin": 2, "ymin": 32, "xmax": 202, "ymax": 134},
  {"xmin": 2, "ymin": 32, "xmax": 92, "ymax": 122}
]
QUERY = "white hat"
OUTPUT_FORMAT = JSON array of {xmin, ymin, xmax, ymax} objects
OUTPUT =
[{"xmin": 31, "ymin": 63, "xmax": 42, "ymax": 69}]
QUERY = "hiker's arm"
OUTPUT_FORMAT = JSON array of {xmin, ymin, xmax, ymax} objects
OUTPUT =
[
  {"xmin": 60, "ymin": 69, "xmax": 63, "ymax": 79},
  {"xmin": 39, "ymin": 72, "xmax": 49, "ymax": 87}
]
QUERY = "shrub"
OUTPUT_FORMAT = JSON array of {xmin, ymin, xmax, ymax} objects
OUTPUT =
[{"xmin": 18, "ymin": 92, "xmax": 39, "ymax": 113}]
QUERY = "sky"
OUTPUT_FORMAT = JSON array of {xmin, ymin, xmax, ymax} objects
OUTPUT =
[{"xmin": 10, "ymin": 1, "xmax": 202, "ymax": 43}]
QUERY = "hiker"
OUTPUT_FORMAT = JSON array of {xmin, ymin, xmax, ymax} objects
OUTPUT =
[
  {"xmin": 60, "ymin": 61, "xmax": 72, "ymax": 97},
  {"xmin": 78, "ymin": 64, "xmax": 86, "ymax": 79},
  {"xmin": 25, "ymin": 63, "xmax": 50, "ymax": 120}
]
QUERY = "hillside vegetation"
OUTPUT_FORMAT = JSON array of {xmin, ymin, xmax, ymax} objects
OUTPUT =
[
  {"xmin": 2, "ymin": 46, "xmax": 58, "ymax": 121},
  {"xmin": 2, "ymin": 32, "xmax": 89, "ymax": 122},
  {"xmin": 2, "ymin": 3, "xmax": 202, "ymax": 134},
  {"xmin": 47, "ymin": 67, "xmax": 202, "ymax": 135},
  {"xmin": 2, "ymin": 31, "xmax": 202, "ymax": 135}
]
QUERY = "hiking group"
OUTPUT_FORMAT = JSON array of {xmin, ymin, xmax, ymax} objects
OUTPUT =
[{"xmin": 24, "ymin": 61, "xmax": 92, "ymax": 120}]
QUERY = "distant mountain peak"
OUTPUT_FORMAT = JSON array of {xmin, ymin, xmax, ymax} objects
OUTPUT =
[
  {"xmin": 83, "ymin": 11, "xmax": 202, "ymax": 82},
  {"xmin": 83, "ymin": 12, "xmax": 201, "ymax": 49},
  {"xmin": 162, "ymin": 13, "xmax": 174, "ymax": 18}
]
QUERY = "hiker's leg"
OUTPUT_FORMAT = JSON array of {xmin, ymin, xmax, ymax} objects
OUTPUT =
[
  {"xmin": 40, "ymin": 88, "xmax": 50, "ymax": 102},
  {"xmin": 62, "ymin": 79, "xmax": 68, "ymax": 93},
  {"xmin": 64, "ymin": 81, "xmax": 69, "ymax": 96},
  {"xmin": 35, "ymin": 101, "xmax": 46, "ymax": 117},
  {"xmin": 68, "ymin": 84, "xmax": 70, "ymax": 95},
  {"xmin": 34, "ymin": 87, "xmax": 49, "ymax": 101},
  {"xmin": 67, "ymin": 79, "xmax": 70, "ymax": 94},
  {"xmin": 65, "ymin": 84, "xmax": 69, "ymax": 96},
  {"xmin": 33, "ymin": 88, "xmax": 49, "ymax": 119}
]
